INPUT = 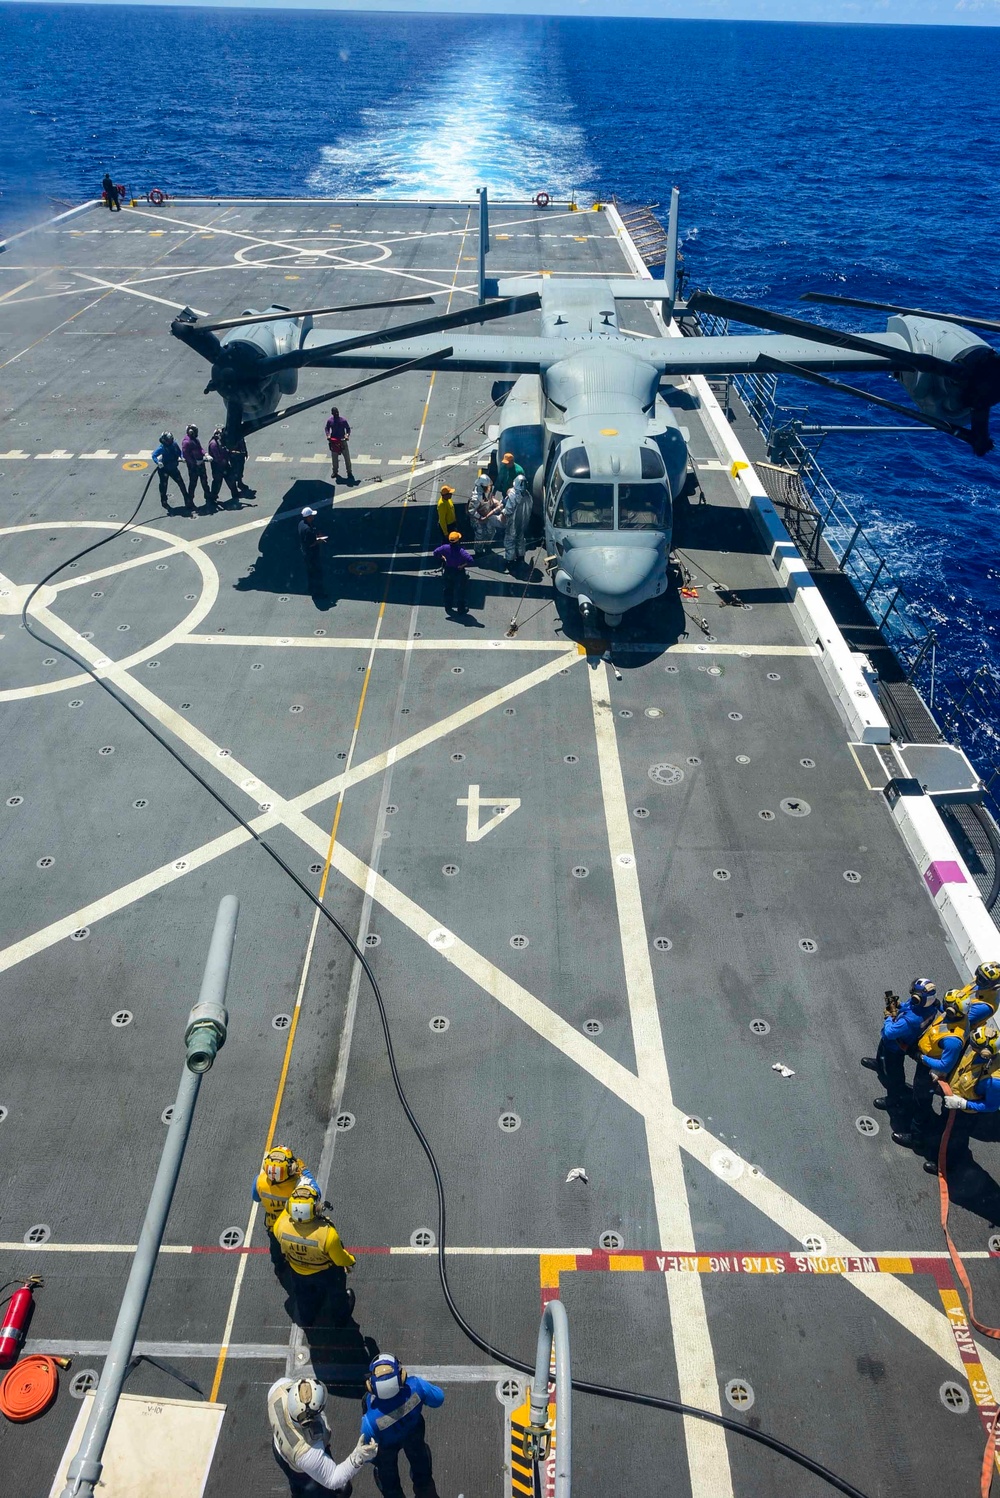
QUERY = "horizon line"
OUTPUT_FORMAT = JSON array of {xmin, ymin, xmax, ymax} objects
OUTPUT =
[{"xmin": 2, "ymin": 0, "xmax": 999, "ymax": 27}]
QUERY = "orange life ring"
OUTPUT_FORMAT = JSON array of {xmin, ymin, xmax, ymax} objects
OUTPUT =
[
  {"xmin": 148, "ymin": 188, "xmax": 165, "ymax": 206},
  {"xmin": 534, "ymin": 191, "xmax": 550, "ymax": 208}
]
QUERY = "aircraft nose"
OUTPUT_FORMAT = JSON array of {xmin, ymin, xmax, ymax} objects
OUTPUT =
[{"xmin": 569, "ymin": 544, "xmax": 663, "ymax": 612}]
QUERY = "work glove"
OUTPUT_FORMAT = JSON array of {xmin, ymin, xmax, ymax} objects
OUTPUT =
[
  {"xmin": 349, "ymin": 1437, "xmax": 377, "ymax": 1469},
  {"xmin": 943, "ymin": 1095, "xmax": 968, "ymax": 1110}
]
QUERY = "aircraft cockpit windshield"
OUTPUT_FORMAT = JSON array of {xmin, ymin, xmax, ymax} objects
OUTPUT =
[
  {"xmin": 548, "ymin": 443, "xmax": 669, "ymax": 532},
  {"xmin": 618, "ymin": 482, "xmax": 668, "ymax": 529}
]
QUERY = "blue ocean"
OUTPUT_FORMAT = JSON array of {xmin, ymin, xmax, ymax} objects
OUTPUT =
[{"xmin": 2, "ymin": 4, "xmax": 1000, "ymax": 723}]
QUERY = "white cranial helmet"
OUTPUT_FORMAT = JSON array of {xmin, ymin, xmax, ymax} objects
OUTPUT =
[{"xmin": 287, "ymin": 1377, "xmax": 327, "ymax": 1422}]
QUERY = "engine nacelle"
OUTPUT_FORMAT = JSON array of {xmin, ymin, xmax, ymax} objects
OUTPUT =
[
  {"xmin": 218, "ymin": 307, "xmax": 314, "ymax": 401},
  {"xmin": 890, "ymin": 314, "xmax": 988, "ymax": 426}
]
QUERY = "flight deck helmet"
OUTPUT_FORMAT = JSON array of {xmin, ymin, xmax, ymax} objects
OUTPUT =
[
  {"xmin": 286, "ymin": 1377, "xmax": 327, "ymax": 1423},
  {"xmin": 975, "ymin": 962, "xmax": 1000, "ymax": 990},
  {"xmin": 263, "ymin": 1146, "xmax": 300, "ymax": 1185},
  {"xmin": 367, "ymin": 1355, "xmax": 407, "ymax": 1400},
  {"xmin": 160, "ymin": 431, "xmax": 173, "ymax": 444},
  {"xmin": 186, "ymin": 424, "xmax": 199, "ymax": 438},
  {"xmin": 909, "ymin": 978, "xmax": 937, "ymax": 1005},
  {"xmin": 970, "ymin": 1025, "xmax": 999, "ymax": 1062},
  {"xmin": 288, "ymin": 1182, "xmax": 321, "ymax": 1223}
]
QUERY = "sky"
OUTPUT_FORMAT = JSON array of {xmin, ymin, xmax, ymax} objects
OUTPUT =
[{"xmin": 7, "ymin": 0, "xmax": 1000, "ymax": 24}]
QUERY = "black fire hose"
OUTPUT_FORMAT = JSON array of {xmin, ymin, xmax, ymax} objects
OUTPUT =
[{"xmin": 21, "ymin": 479, "xmax": 872, "ymax": 1498}]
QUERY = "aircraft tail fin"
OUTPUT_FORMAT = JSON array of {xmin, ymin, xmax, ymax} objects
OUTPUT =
[{"xmin": 664, "ymin": 187, "xmax": 680, "ymax": 313}]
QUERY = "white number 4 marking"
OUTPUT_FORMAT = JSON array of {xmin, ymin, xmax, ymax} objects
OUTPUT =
[{"xmin": 456, "ymin": 784, "xmax": 521, "ymax": 843}]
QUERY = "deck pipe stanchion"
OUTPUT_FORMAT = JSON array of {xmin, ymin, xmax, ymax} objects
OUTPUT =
[
  {"xmin": 528, "ymin": 1298, "xmax": 571, "ymax": 1498},
  {"xmin": 58, "ymin": 895, "xmax": 240, "ymax": 1498}
]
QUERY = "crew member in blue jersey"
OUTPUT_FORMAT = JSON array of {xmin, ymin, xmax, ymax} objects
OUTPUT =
[
  {"xmin": 361, "ymin": 1355, "xmax": 444, "ymax": 1498},
  {"xmin": 152, "ymin": 431, "xmax": 191, "ymax": 513},
  {"xmin": 862, "ymin": 978, "xmax": 939, "ymax": 1113},
  {"xmin": 892, "ymin": 998, "xmax": 966, "ymax": 1146}
]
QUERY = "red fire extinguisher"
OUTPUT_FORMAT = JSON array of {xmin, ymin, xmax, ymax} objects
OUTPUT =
[{"xmin": 0, "ymin": 1278, "xmax": 43, "ymax": 1368}]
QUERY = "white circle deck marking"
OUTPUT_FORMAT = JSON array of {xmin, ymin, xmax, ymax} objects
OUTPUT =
[{"xmin": 0, "ymin": 519, "xmax": 221, "ymax": 700}]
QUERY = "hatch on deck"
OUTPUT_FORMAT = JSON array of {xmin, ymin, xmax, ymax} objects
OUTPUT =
[{"xmin": 895, "ymin": 741, "xmax": 983, "ymax": 804}]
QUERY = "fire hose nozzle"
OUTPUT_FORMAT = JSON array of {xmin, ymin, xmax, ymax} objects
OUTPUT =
[
  {"xmin": 522, "ymin": 1423, "xmax": 552, "ymax": 1462},
  {"xmin": 183, "ymin": 895, "xmax": 237, "ymax": 1073},
  {"xmin": 184, "ymin": 1013, "xmax": 227, "ymax": 1074}
]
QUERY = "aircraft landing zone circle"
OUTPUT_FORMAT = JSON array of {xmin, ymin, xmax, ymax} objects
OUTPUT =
[
  {"xmin": 234, "ymin": 239, "xmax": 391, "ymax": 268},
  {"xmin": 0, "ymin": 520, "xmax": 219, "ymax": 701}
]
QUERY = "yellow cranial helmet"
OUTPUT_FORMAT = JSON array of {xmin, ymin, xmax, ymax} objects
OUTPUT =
[
  {"xmin": 263, "ymin": 1146, "xmax": 299, "ymax": 1185},
  {"xmin": 976, "ymin": 962, "xmax": 1000, "ymax": 989},
  {"xmin": 971, "ymin": 1026, "xmax": 999, "ymax": 1058},
  {"xmin": 288, "ymin": 1182, "xmax": 320, "ymax": 1223}
]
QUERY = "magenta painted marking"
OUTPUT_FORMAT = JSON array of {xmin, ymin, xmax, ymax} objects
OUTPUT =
[{"xmin": 924, "ymin": 860, "xmax": 967, "ymax": 897}]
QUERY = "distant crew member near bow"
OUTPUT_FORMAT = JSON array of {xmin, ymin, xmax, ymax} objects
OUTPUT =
[{"xmin": 101, "ymin": 173, "xmax": 121, "ymax": 212}]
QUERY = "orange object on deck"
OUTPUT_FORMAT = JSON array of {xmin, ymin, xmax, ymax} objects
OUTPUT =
[{"xmin": 0, "ymin": 1354, "xmax": 59, "ymax": 1421}]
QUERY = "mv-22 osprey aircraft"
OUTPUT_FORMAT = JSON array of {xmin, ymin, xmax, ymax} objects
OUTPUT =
[{"xmin": 172, "ymin": 190, "xmax": 1000, "ymax": 628}]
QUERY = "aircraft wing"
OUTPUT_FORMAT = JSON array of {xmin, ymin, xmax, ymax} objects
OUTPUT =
[
  {"xmin": 300, "ymin": 325, "xmax": 911, "ymax": 378},
  {"xmin": 300, "ymin": 326, "xmax": 546, "ymax": 376}
]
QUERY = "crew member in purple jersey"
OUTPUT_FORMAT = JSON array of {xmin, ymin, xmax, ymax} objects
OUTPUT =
[
  {"xmin": 433, "ymin": 531, "xmax": 474, "ymax": 615},
  {"xmin": 324, "ymin": 407, "xmax": 355, "ymax": 485}
]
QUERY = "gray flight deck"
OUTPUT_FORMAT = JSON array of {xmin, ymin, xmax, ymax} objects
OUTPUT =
[{"xmin": 1, "ymin": 197, "xmax": 999, "ymax": 1498}]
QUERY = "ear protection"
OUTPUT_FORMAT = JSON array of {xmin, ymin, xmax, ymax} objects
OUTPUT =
[{"xmin": 367, "ymin": 1356, "xmax": 407, "ymax": 1399}]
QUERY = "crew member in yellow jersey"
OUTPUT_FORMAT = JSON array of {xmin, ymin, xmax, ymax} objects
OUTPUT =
[
  {"xmin": 273, "ymin": 1182, "xmax": 357, "ymax": 1330},
  {"xmin": 253, "ymin": 1146, "xmax": 320, "ymax": 1271},
  {"xmin": 923, "ymin": 1026, "xmax": 1000, "ymax": 1175},
  {"xmin": 942, "ymin": 961, "xmax": 1000, "ymax": 1029},
  {"xmin": 944, "ymin": 1027, "xmax": 1000, "ymax": 1115}
]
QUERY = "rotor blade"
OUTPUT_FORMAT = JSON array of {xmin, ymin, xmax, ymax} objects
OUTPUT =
[
  {"xmin": 239, "ymin": 348, "xmax": 454, "ymax": 438},
  {"xmin": 170, "ymin": 309, "xmax": 224, "ymax": 364},
  {"xmin": 687, "ymin": 291, "xmax": 959, "ymax": 380},
  {"xmin": 664, "ymin": 187, "xmax": 680, "ymax": 308},
  {"xmin": 258, "ymin": 292, "xmax": 543, "ymax": 376},
  {"xmin": 802, "ymin": 292, "xmax": 1000, "ymax": 336},
  {"xmin": 197, "ymin": 295, "xmax": 436, "ymax": 332},
  {"xmin": 755, "ymin": 355, "xmax": 975, "ymax": 445}
]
